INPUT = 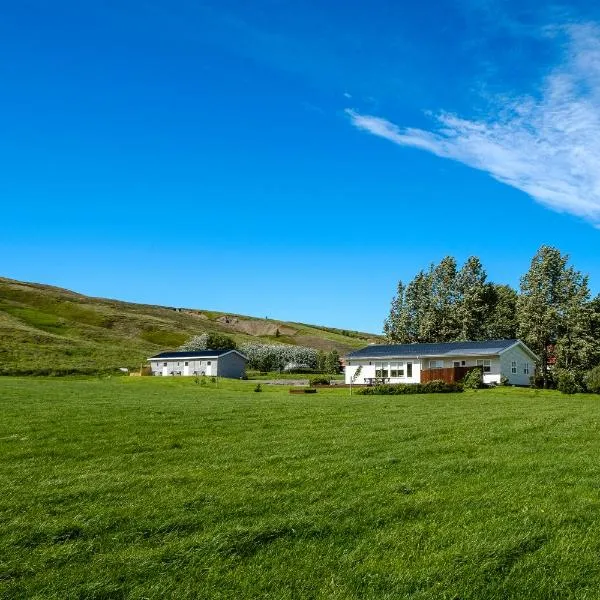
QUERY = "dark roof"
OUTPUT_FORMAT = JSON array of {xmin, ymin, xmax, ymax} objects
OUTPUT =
[
  {"xmin": 149, "ymin": 349, "xmax": 243, "ymax": 359},
  {"xmin": 346, "ymin": 339, "xmax": 523, "ymax": 359}
]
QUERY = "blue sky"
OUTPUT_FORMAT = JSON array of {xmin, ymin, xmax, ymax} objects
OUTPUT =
[{"xmin": 1, "ymin": 0, "xmax": 599, "ymax": 333}]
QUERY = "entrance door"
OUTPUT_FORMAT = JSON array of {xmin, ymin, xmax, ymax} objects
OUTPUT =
[
  {"xmin": 183, "ymin": 362, "xmax": 190, "ymax": 376},
  {"xmin": 162, "ymin": 362, "xmax": 168, "ymax": 376},
  {"xmin": 205, "ymin": 361, "xmax": 213, "ymax": 376}
]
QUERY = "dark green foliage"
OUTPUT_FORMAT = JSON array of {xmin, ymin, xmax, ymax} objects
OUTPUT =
[
  {"xmin": 463, "ymin": 368, "xmax": 484, "ymax": 390},
  {"xmin": 309, "ymin": 377, "xmax": 331, "ymax": 386},
  {"xmin": 254, "ymin": 383, "xmax": 262, "ymax": 392},
  {"xmin": 324, "ymin": 349, "xmax": 340, "ymax": 374},
  {"xmin": 518, "ymin": 246, "xmax": 594, "ymax": 386},
  {"xmin": 316, "ymin": 350, "xmax": 326, "ymax": 372},
  {"xmin": 384, "ymin": 256, "xmax": 515, "ymax": 344},
  {"xmin": 205, "ymin": 333, "xmax": 237, "ymax": 350},
  {"xmin": 556, "ymin": 370, "xmax": 585, "ymax": 395},
  {"xmin": 357, "ymin": 380, "xmax": 463, "ymax": 395},
  {"xmin": 484, "ymin": 284, "xmax": 518, "ymax": 340},
  {"xmin": 585, "ymin": 366, "xmax": 600, "ymax": 394}
]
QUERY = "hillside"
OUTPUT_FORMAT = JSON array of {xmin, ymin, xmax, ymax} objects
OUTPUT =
[{"xmin": 0, "ymin": 277, "xmax": 381, "ymax": 375}]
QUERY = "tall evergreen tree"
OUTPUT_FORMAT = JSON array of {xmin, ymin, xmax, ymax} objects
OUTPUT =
[
  {"xmin": 383, "ymin": 281, "xmax": 411, "ymax": 343},
  {"xmin": 517, "ymin": 245, "xmax": 592, "ymax": 386},
  {"xmin": 483, "ymin": 284, "xmax": 518, "ymax": 340},
  {"xmin": 456, "ymin": 256, "xmax": 488, "ymax": 340},
  {"xmin": 428, "ymin": 257, "xmax": 459, "ymax": 342}
]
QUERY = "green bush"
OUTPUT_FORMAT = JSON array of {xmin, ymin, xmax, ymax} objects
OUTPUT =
[
  {"xmin": 254, "ymin": 384, "xmax": 262, "ymax": 393},
  {"xmin": 357, "ymin": 380, "xmax": 463, "ymax": 395},
  {"xmin": 463, "ymin": 368, "xmax": 483, "ymax": 390},
  {"xmin": 585, "ymin": 366, "xmax": 600, "ymax": 394},
  {"xmin": 309, "ymin": 377, "xmax": 330, "ymax": 386},
  {"xmin": 556, "ymin": 370, "xmax": 585, "ymax": 395}
]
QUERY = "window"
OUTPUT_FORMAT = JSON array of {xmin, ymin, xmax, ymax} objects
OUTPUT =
[
  {"xmin": 407, "ymin": 362, "xmax": 413, "ymax": 378},
  {"xmin": 390, "ymin": 362, "xmax": 405, "ymax": 378},
  {"xmin": 163, "ymin": 362, "xmax": 167, "ymax": 367},
  {"xmin": 524, "ymin": 362, "xmax": 530, "ymax": 375},
  {"xmin": 184, "ymin": 361, "xmax": 189, "ymax": 366},
  {"xmin": 207, "ymin": 361, "xmax": 212, "ymax": 366},
  {"xmin": 453, "ymin": 361, "xmax": 460, "ymax": 368},
  {"xmin": 429, "ymin": 360, "xmax": 444, "ymax": 368},
  {"xmin": 477, "ymin": 359, "xmax": 491, "ymax": 373},
  {"xmin": 375, "ymin": 362, "xmax": 389, "ymax": 378},
  {"xmin": 511, "ymin": 360, "xmax": 517, "ymax": 374}
]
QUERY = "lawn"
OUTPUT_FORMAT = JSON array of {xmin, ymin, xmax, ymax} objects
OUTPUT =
[{"xmin": 1, "ymin": 378, "xmax": 600, "ymax": 599}]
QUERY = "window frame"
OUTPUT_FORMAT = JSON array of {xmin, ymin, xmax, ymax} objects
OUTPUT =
[
  {"xmin": 477, "ymin": 359, "xmax": 491, "ymax": 373},
  {"xmin": 511, "ymin": 360, "xmax": 517, "ymax": 374}
]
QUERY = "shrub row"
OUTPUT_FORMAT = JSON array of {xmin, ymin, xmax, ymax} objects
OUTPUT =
[
  {"xmin": 357, "ymin": 380, "xmax": 463, "ymax": 395},
  {"xmin": 555, "ymin": 366, "xmax": 600, "ymax": 395}
]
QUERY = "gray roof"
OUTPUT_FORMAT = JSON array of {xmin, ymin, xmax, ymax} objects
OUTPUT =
[
  {"xmin": 149, "ymin": 349, "xmax": 245, "ymax": 360},
  {"xmin": 346, "ymin": 339, "xmax": 522, "ymax": 359}
]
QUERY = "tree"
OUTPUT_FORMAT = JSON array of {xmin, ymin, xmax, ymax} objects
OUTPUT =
[
  {"xmin": 324, "ymin": 350, "xmax": 340, "ymax": 374},
  {"xmin": 455, "ymin": 256, "xmax": 488, "ymax": 341},
  {"xmin": 179, "ymin": 332, "xmax": 236, "ymax": 352},
  {"xmin": 483, "ymin": 284, "xmax": 518, "ymax": 340},
  {"xmin": 316, "ymin": 350, "xmax": 327, "ymax": 372},
  {"xmin": 517, "ymin": 245, "xmax": 593, "ymax": 386},
  {"xmin": 429, "ymin": 256, "xmax": 459, "ymax": 342},
  {"xmin": 383, "ymin": 281, "xmax": 411, "ymax": 343},
  {"xmin": 205, "ymin": 333, "xmax": 237, "ymax": 350}
]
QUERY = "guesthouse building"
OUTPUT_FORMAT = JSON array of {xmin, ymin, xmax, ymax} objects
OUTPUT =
[
  {"xmin": 345, "ymin": 339, "xmax": 538, "ymax": 387},
  {"xmin": 148, "ymin": 349, "xmax": 247, "ymax": 378}
]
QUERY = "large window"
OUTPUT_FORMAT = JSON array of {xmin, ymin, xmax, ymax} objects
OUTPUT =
[
  {"xmin": 511, "ymin": 361, "xmax": 517, "ymax": 374},
  {"xmin": 524, "ymin": 362, "xmax": 530, "ymax": 375},
  {"xmin": 407, "ymin": 362, "xmax": 413, "ymax": 378},
  {"xmin": 390, "ymin": 362, "xmax": 405, "ymax": 377},
  {"xmin": 375, "ymin": 362, "xmax": 389, "ymax": 378},
  {"xmin": 429, "ymin": 360, "xmax": 444, "ymax": 368},
  {"xmin": 477, "ymin": 359, "xmax": 491, "ymax": 373}
]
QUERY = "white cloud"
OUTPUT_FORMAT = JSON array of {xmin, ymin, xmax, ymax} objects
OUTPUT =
[{"xmin": 346, "ymin": 23, "xmax": 600, "ymax": 227}]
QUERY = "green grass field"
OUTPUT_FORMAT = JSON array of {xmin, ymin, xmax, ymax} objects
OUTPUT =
[{"xmin": 2, "ymin": 378, "xmax": 600, "ymax": 599}]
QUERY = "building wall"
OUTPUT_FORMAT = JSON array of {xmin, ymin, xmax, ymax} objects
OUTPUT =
[
  {"xmin": 345, "ymin": 359, "xmax": 422, "ymax": 384},
  {"xmin": 499, "ymin": 344, "xmax": 535, "ymax": 386},
  {"xmin": 345, "ymin": 355, "xmax": 501, "ymax": 385},
  {"xmin": 149, "ymin": 352, "xmax": 247, "ymax": 378},
  {"xmin": 216, "ymin": 352, "xmax": 247, "ymax": 378},
  {"xmin": 150, "ymin": 358, "xmax": 217, "ymax": 376}
]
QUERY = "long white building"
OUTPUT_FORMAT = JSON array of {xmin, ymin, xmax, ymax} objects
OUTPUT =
[{"xmin": 344, "ymin": 339, "xmax": 538, "ymax": 386}]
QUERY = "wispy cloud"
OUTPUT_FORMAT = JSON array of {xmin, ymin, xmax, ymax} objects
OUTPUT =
[{"xmin": 347, "ymin": 23, "xmax": 600, "ymax": 227}]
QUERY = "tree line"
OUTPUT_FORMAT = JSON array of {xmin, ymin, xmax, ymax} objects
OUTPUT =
[{"xmin": 384, "ymin": 246, "xmax": 600, "ymax": 387}]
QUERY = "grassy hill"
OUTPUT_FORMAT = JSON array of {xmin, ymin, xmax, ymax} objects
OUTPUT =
[{"xmin": 0, "ymin": 277, "xmax": 381, "ymax": 375}]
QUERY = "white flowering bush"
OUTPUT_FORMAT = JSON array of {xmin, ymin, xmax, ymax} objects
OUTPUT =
[
  {"xmin": 240, "ymin": 343, "xmax": 318, "ymax": 372},
  {"xmin": 179, "ymin": 333, "xmax": 208, "ymax": 351}
]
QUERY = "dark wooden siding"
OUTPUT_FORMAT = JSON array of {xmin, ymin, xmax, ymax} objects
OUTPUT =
[{"xmin": 421, "ymin": 366, "xmax": 479, "ymax": 383}]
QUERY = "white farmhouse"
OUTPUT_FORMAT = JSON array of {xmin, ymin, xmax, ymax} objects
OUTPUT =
[
  {"xmin": 148, "ymin": 349, "xmax": 247, "ymax": 378},
  {"xmin": 345, "ymin": 339, "xmax": 538, "ymax": 387}
]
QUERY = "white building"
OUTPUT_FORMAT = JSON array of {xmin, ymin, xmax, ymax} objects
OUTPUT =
[
  {"xmin": 148, "ymin": 349, "xmax": 247, "ymax": 378},
  {"xmin": 345, "ymin": 339, "xmax": 538, "ymax": 387}
]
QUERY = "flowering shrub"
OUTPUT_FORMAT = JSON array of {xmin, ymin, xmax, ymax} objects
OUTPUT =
[{"xmin": 239, "ymin": 343, "xmax": 319, "ymax": 372}]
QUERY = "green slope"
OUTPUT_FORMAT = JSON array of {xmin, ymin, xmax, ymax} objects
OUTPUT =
[{"xmin": 0, "ymin": 277, "xmax": 381, "ymax": 375}]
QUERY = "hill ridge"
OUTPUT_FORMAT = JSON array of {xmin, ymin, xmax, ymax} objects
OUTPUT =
[{"xmin": 0, "ymin": 276, "xmax": 381, "ymax": 375}]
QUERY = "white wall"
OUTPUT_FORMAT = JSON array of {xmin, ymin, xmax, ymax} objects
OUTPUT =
[
  {"xmin": 345, "ymin": 359, "xmax": 422, "ymax": 384},
  {"xmin": 499, "ymin": 344, "xmax": 535, "ymax": 386}
]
